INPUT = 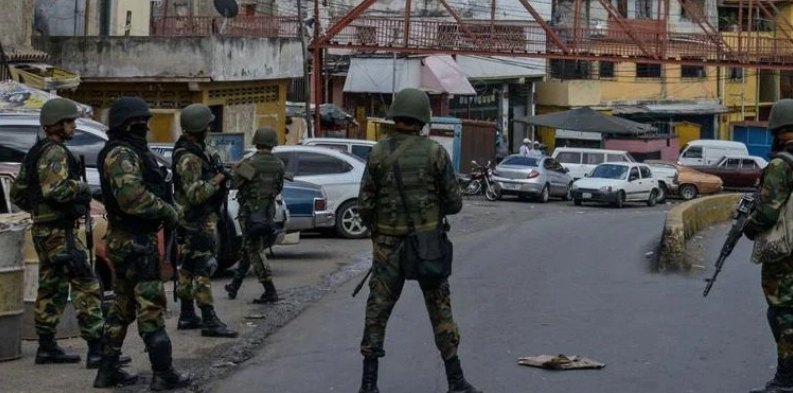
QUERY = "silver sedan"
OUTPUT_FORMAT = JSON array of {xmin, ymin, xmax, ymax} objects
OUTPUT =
[{"xmin": 492, "ymin": 155, "xmax": 574, "ymax": 202}]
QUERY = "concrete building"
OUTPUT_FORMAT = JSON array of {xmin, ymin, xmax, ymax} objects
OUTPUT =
[{"xmin": 35, "ymin": 6, "xmax": 303, "ymax": 145}]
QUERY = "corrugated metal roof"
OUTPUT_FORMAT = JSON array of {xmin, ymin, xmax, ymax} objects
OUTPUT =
[
  {"xmin": 343, "ymin": 56, "xmax": 475, "ymax": 95},
  {"xmin": 455, "ymin": 56, "xmax": 545, "ymax": 80},
  {"xmin": 612, "ymin": 102, "xmax": 728, "ymax": 115}
]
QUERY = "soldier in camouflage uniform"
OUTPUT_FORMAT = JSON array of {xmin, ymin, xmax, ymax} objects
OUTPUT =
[
  {"xmin": 93, "ymin": 97, "xmax": 190, "ymax": 391},
  {"xmin": 224, "ymin": 127, "xmax": 284, "ymax": 303},
  {"xmin": 9, "ymin": 98, "xmax": 126, "ymax": 369},
  {"xmin": 172, "ymin": 104, "xmax": 237, "ymax": 338},
  {"xmin": 356, "ymin": 88, "xmax": 481, "ymax": 393},
  {"xmin": 745, "ymin": 98, "xmax": 793, "ymax": 393}
]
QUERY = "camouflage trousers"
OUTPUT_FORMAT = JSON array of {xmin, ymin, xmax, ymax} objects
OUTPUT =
[
  {"xmin": 237, "ymin": 219, "xmax": 273, "ymax": 283},
  {"xmin": 762, "ymin": 259, "xmax": 793, "ymax": 361},
  {"xmin": 360, "ymin": 234, "xmax": 460, "ymax": 360},
  {"xmin": 101, "ymin": 227, "xmax": 168, "ymax": 356},
  {"xmin": 31, "ymin": 222, "xmax": 103, "ymax": 341},
  {"xmin": 176, "ymin": 218, "xmax": 217, "ymax": 307}
]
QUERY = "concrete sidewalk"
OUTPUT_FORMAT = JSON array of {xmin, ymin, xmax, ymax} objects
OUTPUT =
[{"xmin": 0, "ymin": 235, "xmax": 370, "ymax": 393}]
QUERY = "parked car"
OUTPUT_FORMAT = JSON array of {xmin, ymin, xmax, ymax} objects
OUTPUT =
[
  {"xmin": 643, "ymin": 161, "xmax": 677, "ymax": 202},
  {"xmin": 300, "ymin": 138, "xmax": 377, "ymax": 161},
  {"xmin": 0, "ymin": 113, "xmax": 288, "ymax": 272},
  {"xmin": 491, "ymin": 155, "xmax": 573, "ymax": 202},
  {"xmin": 552, "ymin": 147, "xmax": 635, "ymax": 180},
  {"xmin": 570, "ymin": 162, "xmax": 660, "ymax": 208},
  {"xmin": 677, "ymin": 139, "xmax": 749, "ymax": 166},
  {"xmin": 688, "ymin": 155, "xmax": 763, "ymax": 188},
  {"xmin": 646, "ymin": 160, "xmax": 724, "ymax": 200},
  {"xmin": 261, "ymin": 145, "xmax": 368, "ymax": 238}
]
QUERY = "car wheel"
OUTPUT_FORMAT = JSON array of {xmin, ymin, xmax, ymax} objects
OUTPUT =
[
  {"xmin": 574, "ymin": 198, "xmax": 582, "ymax": 206},
  {"xmin": 563, "ymin": 182, "xmax": 573, "ymax": 201},
  {"xmin": 537, "ymin": 184, "xmax": 550, "ymax": 203},
  {"xmin": 613, "ymin": 191, "xmax": 625, "ymax": 208},
  {"xmin": 647, "ymin": 189, "xmax": 658, "ymax": 207},
  {"xmin": 657, "ymin": 183, "xmax": 667, "ymax": 203},
  {"xmin": 337, "ymin": 200, "xmax": 369, "ymax": 239},
  {"xmin": 679, "ymin": 184, "xmax": 698, "ymax": 201}
]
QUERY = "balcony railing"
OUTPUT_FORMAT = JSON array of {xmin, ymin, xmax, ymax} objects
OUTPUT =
[{"xmin": 150, "ymin": 16, "xmax": 302, "ymax": 39}]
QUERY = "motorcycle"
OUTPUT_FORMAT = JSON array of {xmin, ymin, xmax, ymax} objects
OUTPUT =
[{"xmin": 458, "ymin": 160, "xmax": 500, "ymax": 201}]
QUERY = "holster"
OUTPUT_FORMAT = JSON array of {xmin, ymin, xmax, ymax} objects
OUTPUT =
[
  {"xmin": 54, "ymin": 224, "xmax": 93, "ymax": 279},
  {"xmin": 129, "ymin": 236, "xmax": 161, "ymax": 281}
]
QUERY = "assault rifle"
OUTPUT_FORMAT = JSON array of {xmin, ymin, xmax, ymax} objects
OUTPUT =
[
  {"xmin": 162, "ymin": 170, "xmax": 179, "ymax": 302},
  {"xmin": 703, "ymin": 193, "xmax": 758, "ymax": 297},
  {"xmin": 79, "ymin": 155, "xmax": 94, "ymax": 271}
]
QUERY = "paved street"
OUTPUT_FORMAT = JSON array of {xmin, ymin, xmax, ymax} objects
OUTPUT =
[{"xmin": 207, "ymin": 204, "xmax": 774, "ymax": 393}]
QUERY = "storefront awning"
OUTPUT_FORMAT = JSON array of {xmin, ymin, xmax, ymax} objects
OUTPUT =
[
  {"xmin": 9, "ymin": 63, "xmax": 81, "ymax": 91},
  {"xmin": 343, "ymin": 56, "xmax": 475, "ymax": 95},
  {"xmin": 0, "ymin": 80, "xmax": 92, "ymax": 117},
  {"xmin": 421, "ymin": 56, "xmax": 476, "ymax": 96}
]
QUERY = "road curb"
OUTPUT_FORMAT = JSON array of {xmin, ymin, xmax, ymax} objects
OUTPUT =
[{"xmin": 658, "ymin": 193, "xmax": 741, "ymax": 271}]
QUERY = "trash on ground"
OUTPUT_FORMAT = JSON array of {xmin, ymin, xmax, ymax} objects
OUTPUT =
[
  {"xmin": 212, "ymin": 361, "xmax": 237, "ymax": 368},
  {"xmin": 518, "ymin": 354, "xmax": 606, "ymax": 370},
  {"xmin": 245, "ymin": 313, "xmax": 266, "ymax": 320}
]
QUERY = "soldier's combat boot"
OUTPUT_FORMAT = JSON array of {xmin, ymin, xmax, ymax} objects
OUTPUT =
[
  {"xmin": 93, "ymin": 354, "xmax": 139, "ymax": 388},
  {"xmin": 200, "ymin": 306, "xmax": 239, "ymax": 338},
  {"xmin": 444, "ymin": 356, "xmax": 483, "ymax": 393},
  {"xmin": 35, "ymin": 334, "xmax": 81, "ymax": 364},
  {"xmin": 225, "ymin": 276, "xmax": 243, "ymax": 300},
  {"xmin": 358, "ymin": 357, "xmax": 380, "ymax": 393},
  {"xmin": 751, "ymin": 359, "xmax": 793, "ymax": 393},
  {"xmin": 177, "ymin": 300, "xmax": 202, "ymax": 330},
  {"xmin": 145, "ymin": 330, "xmax": 191, "ymax": 391},
  {"xmin": 253, "ymin": 280, "xmax": 279, "ymax": 304},
  {"xmin": 86, "ymin": 340, "xmax": 131, "ymax": 369}
]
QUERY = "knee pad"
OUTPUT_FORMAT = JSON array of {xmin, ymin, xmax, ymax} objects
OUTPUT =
[{"xmin": 194, "ymin": 256, "xmax": 218, "ymax": 277}]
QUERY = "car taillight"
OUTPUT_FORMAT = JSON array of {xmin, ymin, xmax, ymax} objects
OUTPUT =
[
  {"xmin": 527, "ymin": 170, "xmax": 540, "ymax": 179},
  {"xmin": 314, "ymin": 198, "xmax": 326, "ymax": 211}
]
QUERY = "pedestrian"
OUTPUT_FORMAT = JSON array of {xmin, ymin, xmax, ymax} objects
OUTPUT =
[
  {"xmin": 530, "ymin": 141, "xmax": 544, "ymax": 158},
  {"xmin": 172, "ymin": 104, "xmax": 237, "ymax": 338},
  {"xmin": 9, "ymin": 98, "xmax": 124, "ymax": 369},
  {"xmin": 224, "ymin": 127, "xmax": 284, "ymax": 303},
  {"xmin": 355, "ymin": 88, "xmax": 481, "ymax": 393},
  {"xmin": 744, "ymin": 98, "xmax": 793, "ymax": 393},
  {"xmin": 519, "ymin": 138, "xmax": 531, "ymax": 156},
  {"xmin": 92, "ymin": 97, "xmax": 189, "ymax": 390}
]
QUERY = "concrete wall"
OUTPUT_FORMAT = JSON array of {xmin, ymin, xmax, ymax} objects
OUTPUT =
[
  {"xmin": 0, "ymin": 0, "xmax": 33, "ymax": 50},
  {"xmin": 224, "ymin": 103, "xmax": 257, "ymax": 145},
  {"xmin": 536, "ymin": 80, "xmax": 602, "ymax": 107},
  {"xmin": 46, "ymin": 36, "xmax": 304, "ymax": 81}
]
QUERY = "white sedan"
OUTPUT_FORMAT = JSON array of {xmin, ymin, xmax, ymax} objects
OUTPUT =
[{"xmin": 570, "ymin": 162, "xmax": 660, "ymax": 208}]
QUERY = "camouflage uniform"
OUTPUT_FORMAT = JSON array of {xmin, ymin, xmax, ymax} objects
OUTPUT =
[
  {"xmin": 172, "ymin": 104, "xmax": 236, "ymax": 338},
  {"xmin": 93, "ymin": 96, "xmax": 189, "ymax": 391},
  {"xmin": 225, "ymin": 137, "xmax": 285, "ymax": 302},
  {"xmin": 744, "ymin": 98, "xmax": 793, "ymax": 393},
  {"xmin": 9, "ymin": 98, "xmax": 106, "ymax": 368},
  {"xmin": 356, "ymin": 88, "xmax": 479, "ymax": 393}
]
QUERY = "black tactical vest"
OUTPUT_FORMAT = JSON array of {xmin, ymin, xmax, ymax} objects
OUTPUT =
[{"xmin": 22, "ymin": 139, "xmax": 83, "ymax": 224}]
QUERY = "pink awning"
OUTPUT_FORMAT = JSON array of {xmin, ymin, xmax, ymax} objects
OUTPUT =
[{"xmin": 421, "ymin": 56, "xmax": 476, "ymax": 96}]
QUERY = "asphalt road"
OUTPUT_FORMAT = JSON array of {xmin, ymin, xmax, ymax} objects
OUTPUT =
[{"xmin": 204, "ymin": 204, "xmax": 775, "ymax": 393}]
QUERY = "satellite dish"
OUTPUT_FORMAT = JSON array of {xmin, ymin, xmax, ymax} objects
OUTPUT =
[{"xmin": 213, "ymin": 0, "xmax": 239, "ymax": 18}]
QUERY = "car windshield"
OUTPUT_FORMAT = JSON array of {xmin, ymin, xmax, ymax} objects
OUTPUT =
[
  {"xmin": 590, "ymin": 164, "xmax": 629, "ymax": 180},
  {"xmin": 501, "ymin": 156, "xmax": 538, "ymax": 167},
  {"xmin": 0, "ymin": 124, "xmax": 106, "ymax": 167}
]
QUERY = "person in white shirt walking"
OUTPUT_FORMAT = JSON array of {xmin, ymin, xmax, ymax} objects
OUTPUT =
[{"xmin": 519, "ymin": 138, "xmax": 531, "ymax": 156}]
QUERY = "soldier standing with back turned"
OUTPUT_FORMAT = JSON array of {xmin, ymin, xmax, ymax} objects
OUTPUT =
[
  {"xmin": 10, "ymin": 98, "xmax": 122, "ymax": 369},
  {"xmin": 93, "ymin": 97, "xmax": 189, "ymax": 390},
  {"xmin": 224, "ymin": 127, "xmax": 284, "ymax": 303},
  {"xmin": 356, "ymin": 88, "xmax": 482, "ymax": 393},
  {"xmin": 172, "ymin": 104, "xmax": 237, "ymax": 338},
  {"xmin": 744, "ymin": 98, "xmax": 793, "ymax": 393}
]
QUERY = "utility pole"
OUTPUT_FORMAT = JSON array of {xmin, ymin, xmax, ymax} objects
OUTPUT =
[{"xmin": 298, "ymin": 0, "xmax": 314, "ymax": 138}]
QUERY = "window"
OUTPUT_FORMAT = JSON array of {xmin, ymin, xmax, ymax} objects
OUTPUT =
[
  {"xmin": 556, "ymin": 152, "xmax": 582, "ymax": 164},
  {"xmin": 682, "ymin": 146, "xmax": 703, "ymax": 158},
  {"xmin": 724, "ymin": 158, "xmax": 741, "ymax": 168},
  {"xmin": 503, "ymin": 156, "xmax": 539, "ymax": 167},
  {"xmin": 315, "ymin": 143, "xmax": 347, "ymax": 153},
  {"xmin": 681, "ymin": 0, "xmax": 706, "ymax": 20},
  {"xmin": 607, "ymin": 154, "xmax": 629, "ymax": 162},
  {"xmin": 639, "ymin": 166, "xmax": 653, "ymax": 179},
  {"xmin": 636, "ymin": 63, "xmax": 662, "ymax": 78},
  {"xmin": 612, "ymin": 0, "xmax": 628, "ymax": 17},
  {"xmin": 742, "ymin": 158, "xmax": 759, "ymax": 168},
  {"xmin": 730, "ymin": 67, "xmax": 744, "ymax": 81},
  {"xmin": 681, "ymin": 65, "xmax": 706, "ymax": 78},
  {"xmin": 547, "ymin": 159, "xmax": 565, "ymax": 172},
  {"xmin": 637, "ymin": 0, "xmax": 653, "ymax": 18},
  {"xmin": 583, "ymin": 153, "xmax": 605, "ymax": 165},
  {"xmin": 600, "ymin": 62, "xmax": 615, "ymax": 79},
  {"xmin": 273, "ymin": 152, "xmax": 292, "ymax": 169},
  {"xmin": 351, "ymin": 145, "xmax": 373, "ymax": 161},
  {"xmin": 296, "ymin": 152, "xmax": 351, "ymax": 176},
  {"xmin": 550, "ymin": 60, "xmax": 593, "ymax": 80},
  {"xmin": 629, "ymin": 167, "xmax": 640, "ymax": 180}
]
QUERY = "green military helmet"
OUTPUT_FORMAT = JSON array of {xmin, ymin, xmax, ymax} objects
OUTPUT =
[
  {"xmin": 180, "ymin": 104, "xmax": 215, "ymax": 133},
  {"xmin": 388, "ymin": 88, "xmax": 432, "ymax": 126},
  {"xmin": 40, "ymin": 98, "xmax": 80, "ymax": 127},
  {"xmin": 252, "ymin": 127, "xmax": 278, "ymax": 147},
  {"xmin": 768, "ymin": 98, "xmax": 793, "ymax": 134}
]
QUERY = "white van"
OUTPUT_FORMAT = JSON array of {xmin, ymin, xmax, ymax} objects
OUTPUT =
[
  {"xmin": 677, "ymin": 140, "xmax": 749, "ymax": 166},
  {"xmin": 552, "ymin": 147, "xmax": 635, "ymax": 180}
]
